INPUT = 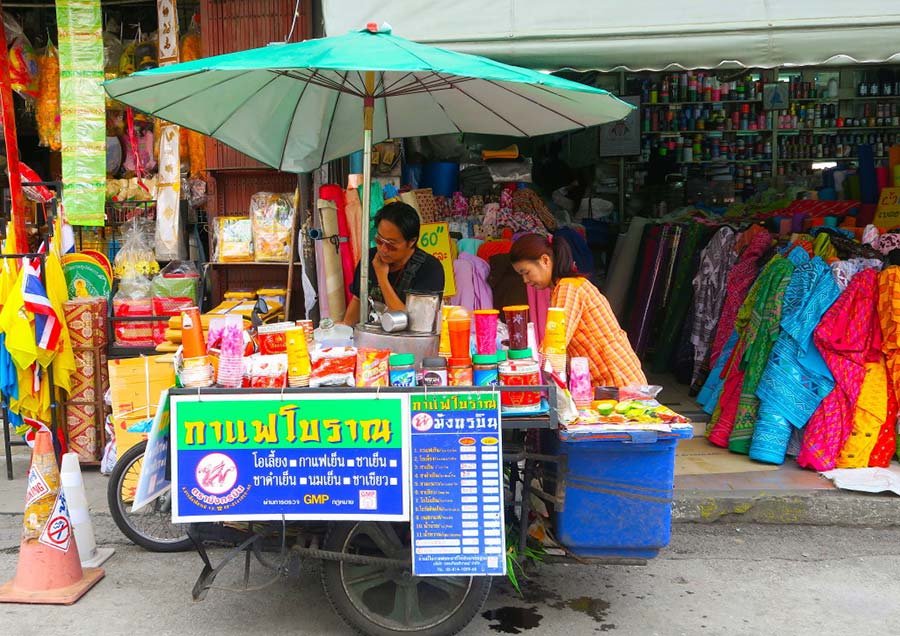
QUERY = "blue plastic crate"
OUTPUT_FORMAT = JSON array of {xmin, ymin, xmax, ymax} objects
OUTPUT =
[{"xmin": 550, "ymin": 427, "xmax": 692, "ymax": 559}]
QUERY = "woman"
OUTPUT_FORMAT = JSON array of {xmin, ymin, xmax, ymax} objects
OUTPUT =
[
  {"xmin": 510, "ymin": 233, "xmax": 646, "ymax": 388},
  {"xmin": 339, "ymin": 201, "xmax": 444, "ymax": 325}
]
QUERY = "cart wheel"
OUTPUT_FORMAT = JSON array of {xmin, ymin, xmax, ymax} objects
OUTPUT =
[
  {"xmin": 107, "ymin": 441, "xmax": 192, "ymax": 552},
  {"xmin": 321, "ymin": 522, "xmax": 492, "ymax": 636}
]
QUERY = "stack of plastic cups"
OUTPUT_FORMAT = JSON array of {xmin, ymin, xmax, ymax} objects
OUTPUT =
[
  {"xmin": 569, "ymin": 357, "xmax": 593, "ymax": 409},
  {"xmin": 502, "ymin": 305, "xmax": 529, "ymax": 351},
  {"xmin": 543, "ymin": 307, "xmax": 568, "ymax": 381},
  {"xmin": 473, "ymin": 309, "xmax": 499, "ymax": 355},
  {"xmin": 286, "ymin": 327, "xmax": 311, "ymax": 387},
  {"xmin": 296, "ymin": 320, "xmax": 315, "ymax": 345},
  {"xmin": 438, "ymin": 305, "xmax": 456, "ymax": 358},
  {"xmin": 180, "ymin": 307, "xmax": 213, "ymax": 388},
  {"xmin": 216, "ymin": 315, "xmax": 245, "ymax": 388}
]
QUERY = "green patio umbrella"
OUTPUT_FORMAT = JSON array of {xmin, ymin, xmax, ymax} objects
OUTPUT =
[{"xmin": 105, "ymin": 23, "xmax": 633, "ymax": 323}]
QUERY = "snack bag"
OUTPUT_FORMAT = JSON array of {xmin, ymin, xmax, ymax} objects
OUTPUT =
[
  {"xmin": 356, "ymin": 348, "xmax": 390, "ymax": 387},
  {"xmin": 310, "ymin": 346, "xmax": 357, "ymax": 387}
]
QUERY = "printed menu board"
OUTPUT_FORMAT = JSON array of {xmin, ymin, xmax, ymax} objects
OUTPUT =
[{"xmin": 409, "ymin": 392, "xmax": 506, "ymax": 576}]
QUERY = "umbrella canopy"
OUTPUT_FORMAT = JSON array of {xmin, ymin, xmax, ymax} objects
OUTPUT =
[{"xmin": 104, "ymin": 25, "xmax": 633, "ymax": 173}]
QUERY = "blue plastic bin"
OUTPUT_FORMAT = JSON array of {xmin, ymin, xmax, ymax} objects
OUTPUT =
[{"xmin": 549, "ymin": 427, "xmax": 692, "ymax": 559}]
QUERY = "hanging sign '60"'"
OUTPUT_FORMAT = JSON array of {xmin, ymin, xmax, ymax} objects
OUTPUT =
[{"xmin": 170, "ymin": 393, "xmax": 410, "ymax": 522}]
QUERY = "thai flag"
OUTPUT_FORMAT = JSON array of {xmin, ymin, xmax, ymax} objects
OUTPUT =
[{"xmin": 21, "ymin": 246, "xmax": 61, "ymax": 352}]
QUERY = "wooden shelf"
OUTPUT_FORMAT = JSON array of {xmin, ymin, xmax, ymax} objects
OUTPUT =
[{"xmin": 208, "ymin": 262, "xmax": 302, "ymax": 267}]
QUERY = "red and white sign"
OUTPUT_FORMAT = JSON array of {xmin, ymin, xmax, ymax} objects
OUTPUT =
[
  {"xmin": 39, "ymin": 492, "xmax": 72, "ymax": 552},
  {"xmin": 25, "ymin": 467, "xmax": 51, "ymax": 506}
]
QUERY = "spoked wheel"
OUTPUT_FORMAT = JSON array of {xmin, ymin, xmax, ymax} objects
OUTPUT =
[
  {"xmin": 321, "ymin": 522, "xmax": 492, "ymax": 636},
  {"xmin": 107, "ymin": 441, "xmax": 192, "ymax": 552}
]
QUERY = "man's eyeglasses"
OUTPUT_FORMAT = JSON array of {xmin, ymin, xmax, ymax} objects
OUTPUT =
[{"xmin": 374, "ymin": 234, "xmax": 405, "ymax": 251}]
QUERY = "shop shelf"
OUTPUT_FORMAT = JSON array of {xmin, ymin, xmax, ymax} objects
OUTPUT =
[
  {"xmin": 645, "ymin": 129, "xmax": 773, "ymax": 135},
  {"xmin": 643, "ymin": 98, "xmax": 763, "ymax": 107}
]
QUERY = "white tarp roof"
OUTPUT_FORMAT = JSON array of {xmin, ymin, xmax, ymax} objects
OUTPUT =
[{"xmin": 322, "ymin": 1, "xmax": 900, "ymax": 71}]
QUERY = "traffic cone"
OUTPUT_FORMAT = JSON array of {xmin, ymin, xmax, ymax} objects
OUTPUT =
[
  {"xmin": 60, "ymin": 453, "xmax": 115, "ymax": 568},
  {"xmin": 0, "ymin": 431, "xmax": 105, "ymax": 604}
]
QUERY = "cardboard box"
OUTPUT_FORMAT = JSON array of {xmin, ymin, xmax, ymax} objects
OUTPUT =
[{"xmin": 108, "ymin": 355, "xmax": 176, "ymax": 421}]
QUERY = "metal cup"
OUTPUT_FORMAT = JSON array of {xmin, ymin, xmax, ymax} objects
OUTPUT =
[{"xmin": 381, "ymin": 310, "xmax": 409, "ymax": 332}]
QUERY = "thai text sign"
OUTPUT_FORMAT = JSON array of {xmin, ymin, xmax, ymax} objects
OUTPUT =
[
  {"xmin": 409, "ymin": 392, "xmax": 506, "ymax": 576},
  {"xmin": 170, "ymin": 393, "xmax": 410, "ymax": 522}
]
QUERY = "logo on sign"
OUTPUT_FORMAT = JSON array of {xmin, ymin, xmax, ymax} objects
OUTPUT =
[
  {"xmin": 195, "ymin": 453, "xmax": 238, "ymax": 495},
  {"xmin": 411, "ymin": 412, "xmax": 434, "ymax": 432},
  {"xmin": 38, "ymin": 492, "xmax": 71, "ymax": 552}
]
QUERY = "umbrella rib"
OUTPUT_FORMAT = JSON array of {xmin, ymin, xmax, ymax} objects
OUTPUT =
[
  {"xmin": 278, "ymin": 70, "xmax": 363, "ymax": 96},
  {"xmin": 451, "ymin": 83, "xmax": 528, "ymax": 136},
  {"xmin": 208, "ymin": 72, "xmax": 285, "ymax": 137},
  {"xmin": 409, "ymin": 72, "xmax": 462, "ymax": 135},
  {"xmin": 278, "ymin": 70, "xmax": 317, "ymax": 171},
  {"xmin": 106, "ymin": 68, "xmax": 210, "ymax": 100},
  {"xmin": 377, "ymin": 73, "xmax": 391, "ymax": 139},
  {"xmin": 318, "ymin": 71, "xmax": 350, "ymax": 168},
  {"xmin": 382, "ymin": 71, "xmax": 413, "ymax": 95},
  {"xmin": 486, "ymin": 79, "xmax": 590, "ymax": 128}
]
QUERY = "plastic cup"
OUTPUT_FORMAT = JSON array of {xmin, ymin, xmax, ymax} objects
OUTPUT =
[
  {"xmin": 473, "ymin": 309, "xmax": 499, "ymax": 355},
  {"xmin": 503, "ymin": 305, "xmax": 529, "ymax": 350},
  {"xmin": 180, "ymin": 307, "xmax": 206, "ymax": 358},
  {"xmin": 543, "ymin": 308, "xmax": 567, "ymax": 354},
  {"xmin": 448, "ymin": 318, "xmax": 472, "ymax": 359}
]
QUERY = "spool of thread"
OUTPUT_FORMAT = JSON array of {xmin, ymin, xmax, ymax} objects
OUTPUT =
[
  {"xmin": 823, "ymin": 216, "xmax": 838, "ymax": 228},
  {"xmin": 894, "ymin": 164, "xmax": 900, "ymax": 187},
  {"xmin": 791, "ymin": 213, "xmax": 806, "ymax": 233},
  {"xmin": 181, "ymin": 307, "xmax": 206, "ymax": 358}
]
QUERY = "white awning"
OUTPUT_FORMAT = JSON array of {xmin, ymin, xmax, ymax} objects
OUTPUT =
[{"xmin": 322, "ymin": 0, "xmax": 900, "ymax": 71}]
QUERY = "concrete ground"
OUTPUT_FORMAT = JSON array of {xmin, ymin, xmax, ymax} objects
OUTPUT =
[{"xmin": 2, "ymin": 521, "xmax": 900, "ymax": 636}]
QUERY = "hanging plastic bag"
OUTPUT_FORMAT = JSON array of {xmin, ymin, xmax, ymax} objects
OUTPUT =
[{"xmin": 4, "ymin": 14, "xmax": 38, "ymax": 99}]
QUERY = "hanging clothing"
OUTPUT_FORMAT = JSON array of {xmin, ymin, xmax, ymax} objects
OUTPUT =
[
  {"xmin": 477, "ymin": 239, "xmax": 512, "ymax": 262},
  {"xmin": 320, "ymin": 184, "xmax": 355, "ymax": 306},
  {"xmin": 553, "ymin": 226, "xmax": 594, "ymax": 276},
  {"xmin": 552, "ymin": 276, "xmax": 646, "ymax": 388},
  {"xmin": 837, "ymin": 360, "xmax": 889, "ymax": 468},
  {"xmin": 527, "ymin": 285, "xmax": 551, "ymax": 344},
  {"xmin": 706, "ymin": 257, "xmax": 776, "ymax": 448},
  {"xmin": 457, "ymin": 238, "xmax": 484, "ymax": 257},
  {"xmin": 698, "ymin": 331, "xmax": 737, "ymax": 415},
  {"xmin": 652, "ymin": 222, "xmax": 708, "ymax": 374},
  {"xmin": 868, "ymin": 378, "xmax": 897, "ymax": 468},
  {"xmin": 488, "ymin": 253, "xmax": 528, "ymax": 312},
  {"xmin": 449, "ymin": 252, "xmax": 493, "ymax": 313},
  {"xmin": 344, "ymin": 186, "xmax": 363, "ymax": 267},
  {"xmin": 728, "ymin": 249, "xmax": 804, "ymax": 455},
  {"xmin": 690, "ymin": 226, "xmax": 737, "ymax": 386},
  {"xmin": 798, "ymin": 268, "xmax": 879, "ymax": 471},
  {"xmin": 877, "ymin": 266, "xmax": 900, "ymax": 461},
  {"xmin": 751, "ymin": 256, "xmax": 840, "ymax": 465},
  {"xmin": 707, "ymin": 229, "xmax": 772, "ymax": 369}
]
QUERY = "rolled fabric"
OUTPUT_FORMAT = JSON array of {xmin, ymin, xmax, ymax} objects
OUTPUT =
[{"xmin": 318, "ymin": 199, "xmax": 346, "ymax": 320}]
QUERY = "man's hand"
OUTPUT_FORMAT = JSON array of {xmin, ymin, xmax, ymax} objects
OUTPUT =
[{"xmin": 372, "ymin": 253, "xmax": 390, "ymax": 280}]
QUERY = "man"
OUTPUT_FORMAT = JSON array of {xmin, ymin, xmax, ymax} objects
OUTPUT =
[{"xmin": 339, "ymin": 201, "xmax": 445, "ymax": 325}]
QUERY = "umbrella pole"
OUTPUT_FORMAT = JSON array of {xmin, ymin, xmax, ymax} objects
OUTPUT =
[{"xmin": 358, "ymin": 71, "xmax": 376, "ymax": 327}]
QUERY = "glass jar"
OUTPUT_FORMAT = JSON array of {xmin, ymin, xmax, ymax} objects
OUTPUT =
[
  {"xmin": 389, "ymin": 353, "xmax": 416, "ymax": 387},
  {"xmin": 448, "ymin": 357, "xmax": 473, "ymax": 386},
  {"xmin": 421, "ymin": 357, "xmax": 448, "ymax": 387},
  {"xmin": 472, "ymin": 354, "xmax": 499, "ymax": 386}
]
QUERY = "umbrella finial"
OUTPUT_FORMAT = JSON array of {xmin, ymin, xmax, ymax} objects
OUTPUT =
[{"xmin": 366, "ymin": 22, "xmax": 378, "ymax": 33}]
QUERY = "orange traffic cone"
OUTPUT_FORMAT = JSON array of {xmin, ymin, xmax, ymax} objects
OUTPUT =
[{"xmin": 0, "ymin": 431, "xmax": 105, "ymax": 604}]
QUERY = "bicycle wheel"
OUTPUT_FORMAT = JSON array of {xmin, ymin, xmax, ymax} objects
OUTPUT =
[
  {"xmin": 107, "ymin": 440, "xmax": 192, "ymax": 552},
  {"xmin": 321, "ymin": 521, "xmax": 492, "ymax": 636}
]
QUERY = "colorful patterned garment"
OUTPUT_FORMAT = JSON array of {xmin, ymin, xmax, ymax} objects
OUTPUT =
[
  {"xmin": 552, "ymin": 276, "xmax": 647, "ymax": 388},
  {"xmin": 729, "ymin": 249, "xmax": 805, "ymax": 454},
  {"xmin": 690, "ymin": 227, "xmax": 738, "ymax": 386},
  {"xmin": 698, "ymin": 331, "xmax": 737, "ymax": 415},
  {"xmin": 813, "ymin": 233, "xmax": 837, "ymax": 261},
  {"xmin": 877, "ymin": 266, "xmax": 900, "ymax": 462},
  {"xmin": 878, "ymin": 233, "xmax": 900, "ymax": 256},
  {"xmin": 798, "ymin": 269, "xmax": 879, "ymax": 471},
  {"xmin": 707, "ymin": 229, "xmax": 772, "ymax": 369},
  {"xmin": 706, "ymin": 259, "xmax": 776, "ymax": 447},
  {"xmin": 831, "ymin": 258, "xmax": 884, "ymax": 291},
  {"xmin": 837, "ymin": 360, "xmax": 890, "ymax": 468},
  {"xmin": 751, "ymin": 256, "xmax": 840, "ymax": 464},
  {"xmin": 862, "ymin": 224, "xmax": 881, "ymax": 250},
  {"xmin": 868, "ymin": 379, "xmax": 897, "ymax": 467}
]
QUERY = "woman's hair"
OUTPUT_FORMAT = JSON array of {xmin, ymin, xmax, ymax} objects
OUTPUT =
[
  {"xmin": 375, "ymin": 201, "xmax": 420, "ymax": 242},
  {"xmin": 509, "ymin": 233, "xmax": 578, "ymax": 281}
]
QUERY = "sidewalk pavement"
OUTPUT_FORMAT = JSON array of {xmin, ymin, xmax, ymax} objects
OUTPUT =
[{"xmin": 3, "ymin": 430, "xmax": 900, "ymax": 537}]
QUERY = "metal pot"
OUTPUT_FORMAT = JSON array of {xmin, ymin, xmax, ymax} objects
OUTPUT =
[
  {"xmin": 353, "ymin": 324, "xmax": 439, "ymax": 366},
  {"xmin": 381, "ymin": 310, "xmax": 409, "ymax": 332},
  {"xmin": 405, "ymin": 291, "xmax": 442, "ymax": 333}
]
